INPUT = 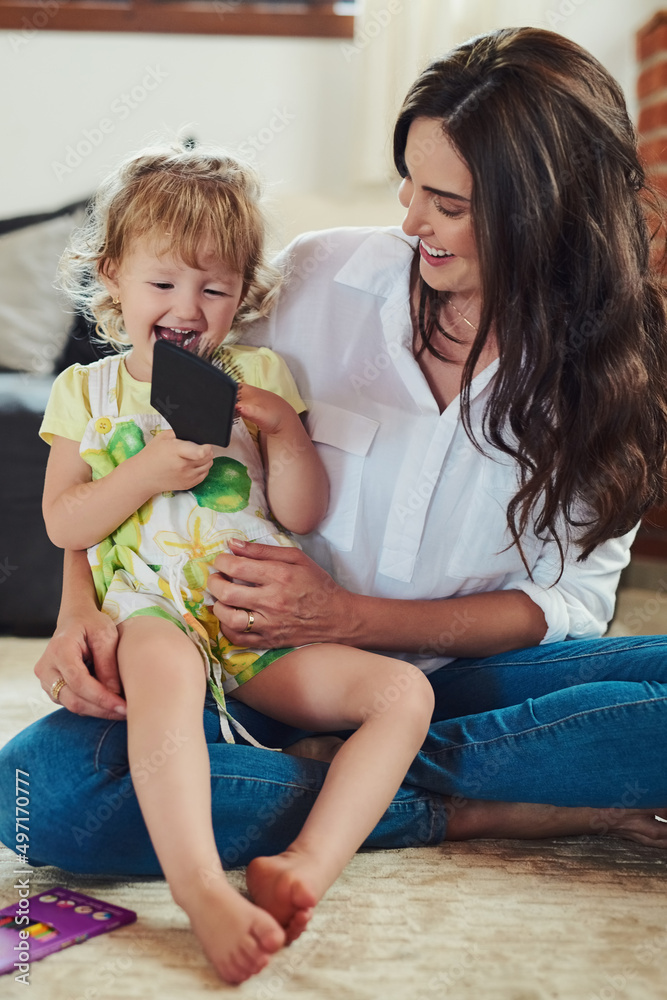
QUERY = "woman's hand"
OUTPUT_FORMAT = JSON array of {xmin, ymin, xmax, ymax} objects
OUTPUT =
[
  {"xmin": 208, "ymin": 539, "xmax": 355, "ymax": 648},
  {"xmin": 34, "ymin": 607, "xmax": 126, "ymax": 720}
]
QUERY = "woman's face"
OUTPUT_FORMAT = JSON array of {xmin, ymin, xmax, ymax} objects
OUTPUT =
[{"xmin": 399, "ymin": 117, "xmax": 480, "ymax": 300}]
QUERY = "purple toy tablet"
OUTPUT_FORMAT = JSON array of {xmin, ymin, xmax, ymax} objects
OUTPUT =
[{"xmin": 0, "ymin": 886, "xmax": 136, "ymax": 974}]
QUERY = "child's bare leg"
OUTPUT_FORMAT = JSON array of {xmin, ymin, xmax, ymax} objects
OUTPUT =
[
  {"xmin": 232, "ymin": 645, "xmax": 435, "ymax": 940},
  {"xmin": 117, "ymin": 616, "xmax": 284, "ymax": 983}
]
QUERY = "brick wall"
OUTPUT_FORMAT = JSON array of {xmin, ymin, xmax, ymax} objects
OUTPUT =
[
  {"xmin": 638, "ymin": 11, "xmax": 667, "ymax": 281},
  {"xmin": 633, "ymin": 11, "xmax": 667, "ymax": 559}
]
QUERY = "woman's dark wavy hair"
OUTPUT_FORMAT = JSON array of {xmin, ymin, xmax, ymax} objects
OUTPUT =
[{"xmin": 393, "ymin": 26, "xmax": 667, "ymax": 568}]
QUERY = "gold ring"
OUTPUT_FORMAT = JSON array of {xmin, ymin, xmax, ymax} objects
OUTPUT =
[
  {"xmin": 242, "ymin": 610, "xmax": 255, "ymax": 634},
  {"xmin": 51, "ymin": 676, "xmax": 67, "ymax": 703}
]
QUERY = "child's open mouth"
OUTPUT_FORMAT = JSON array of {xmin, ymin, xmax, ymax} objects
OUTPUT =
[{"xmin": 154, "ymin": 326, "xmax": 203, "ymax": 351}]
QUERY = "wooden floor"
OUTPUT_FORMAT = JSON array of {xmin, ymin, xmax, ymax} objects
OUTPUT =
[{"xmin": 1, "ymin": 595, "xmax": 667, "ymax": 999}]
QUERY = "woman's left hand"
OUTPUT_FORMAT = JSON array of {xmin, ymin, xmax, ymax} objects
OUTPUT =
[{"xmin": 208, "ymin": 538, "xmax": 353, "ymax": 648}]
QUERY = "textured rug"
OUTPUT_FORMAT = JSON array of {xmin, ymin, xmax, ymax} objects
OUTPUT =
[{"xmin": 1, "ymin": 626, "xmax": 667, "ymax": 1000}]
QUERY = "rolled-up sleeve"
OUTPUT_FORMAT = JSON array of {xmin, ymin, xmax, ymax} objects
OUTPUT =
[{"xmin": 502, "ymin": 526, "xmax": 639, "ymax": 643}]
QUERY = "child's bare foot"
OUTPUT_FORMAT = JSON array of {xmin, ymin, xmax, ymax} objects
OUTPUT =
[
  {"xmin": 176, "ymin": 877, "xmax": 285, "ymax": 984},
  {"xmin": 246, "ymin": 850, "xmax": 322, "ymax": 944}
]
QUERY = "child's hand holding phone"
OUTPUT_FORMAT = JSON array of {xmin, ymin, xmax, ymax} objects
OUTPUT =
[{"xmin": 140, "ymin": 429, "xmax": 214, "ymax": 494}]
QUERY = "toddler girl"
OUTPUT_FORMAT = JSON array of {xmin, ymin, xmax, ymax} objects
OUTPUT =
[{"xmin": 40, "ymin": 143, "xmax": 434, "ymax": 984}]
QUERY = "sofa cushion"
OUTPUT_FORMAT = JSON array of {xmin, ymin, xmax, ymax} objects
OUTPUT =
[{"xmin": 0, "ymin": 200, "xmax": 88, "ymax": 375}]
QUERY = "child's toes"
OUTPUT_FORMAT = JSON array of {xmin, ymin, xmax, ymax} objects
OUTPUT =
[
  {"xmin": 253, "ymin": 914, "xmax": 286, "ymax": 953},
  {"xmin": 239, "ymin": 933, "xmax": 271, "ymax": 973},
  {"xmin": 291, "ymin": 880, "xmax": 317, "ymax": 912},
  {"xmin": 285, "ymin": 906, "xmax": 314, "ymax": 944},
  {"xmin": 220, "ymin": 959, "xmax": 248, "ymax": 985},
  {"xmin": 232, "ymin": 946, "xmax": 268, "ymax": 984}
]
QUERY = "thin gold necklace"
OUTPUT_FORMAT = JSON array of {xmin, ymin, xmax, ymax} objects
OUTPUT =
[{"xmin": 448, "ymin": 299, "xmax": 478, "ymax": 332}]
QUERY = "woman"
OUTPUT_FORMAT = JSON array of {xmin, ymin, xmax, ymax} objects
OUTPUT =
[{"xmin": 2, "ymin": 26, "xmax": 667, "ymax": 873}]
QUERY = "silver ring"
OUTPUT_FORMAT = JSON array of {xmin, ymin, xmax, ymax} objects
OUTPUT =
[{"xmin": 51, "ymin": 676, "xmax": 67, "ymax": 703}]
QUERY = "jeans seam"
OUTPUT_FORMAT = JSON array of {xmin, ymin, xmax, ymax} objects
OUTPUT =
[
  {"xmin": 211, "ymin": 771, "xmax": 434, "ymax": 806},
  {"xmin": 421, "ymin": 693, "xmax": 667, "ymax": 758},
  {"xmin": 209, "ymin": 772, "xmax": 324, "ymax": 795},
  {"xmin": 93, "ymin": 721, "xmax": 124, "ymax": 773},
  {"xmin": 463, "ymin": 637, "xmax": 667, "ymax": 669},
  {"xmin": 428, "ymin": 792, "xmax": 446, "ymax": 844}
]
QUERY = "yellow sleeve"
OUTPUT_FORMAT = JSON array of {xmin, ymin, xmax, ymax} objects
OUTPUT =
[
  {"xmin": 233, "ymin": 346, "xmax": 307, "ymax": 414},
  {"xmin": 39, "ymin": 364, "xmax": 92, "ymax": 445}
]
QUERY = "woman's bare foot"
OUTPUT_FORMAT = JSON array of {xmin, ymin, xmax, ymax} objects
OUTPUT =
[
  {"xmin": 246, "ymin": 850, "xmax": 321, "ymax": 944},
  {"xmin": 175, "ymin": 877, "xmax": 285, "ymax": 984},
  {"xmin": 444, "ymin": 798, "xmax": 667, "ymax": 848}
]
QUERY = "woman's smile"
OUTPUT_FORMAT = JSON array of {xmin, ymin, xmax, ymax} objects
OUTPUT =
[
  {"xmin": 399, "ymin": 117, "xmax": 480, "ymax": 299},
  {"xmin": 419, "ymin": 240, "xmax": 457, "ymax": 267}
]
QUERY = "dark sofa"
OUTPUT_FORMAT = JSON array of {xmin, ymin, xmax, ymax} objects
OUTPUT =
[{"xmin": 0, "ymin": 200, "xmax": 111, "ymax": 635}]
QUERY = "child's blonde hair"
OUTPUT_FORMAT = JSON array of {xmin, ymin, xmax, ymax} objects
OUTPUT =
[{"xmin": 60, "ymin": 140, "xmax": 281, "ymax": 348}]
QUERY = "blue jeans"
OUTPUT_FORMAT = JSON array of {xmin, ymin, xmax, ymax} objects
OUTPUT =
[{"xmin": 1, "ymin": 636, "xmax": 666, "ymax": 875}]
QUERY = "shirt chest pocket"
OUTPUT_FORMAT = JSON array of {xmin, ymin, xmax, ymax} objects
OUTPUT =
[{"xmin": 305, "ymin": 401, "xmax": 379, "ymax": 552}]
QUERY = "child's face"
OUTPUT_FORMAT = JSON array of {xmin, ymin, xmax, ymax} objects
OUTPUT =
[{"xmin": 102, "ymin": 237, "xmax": 245, "ymax": 381}]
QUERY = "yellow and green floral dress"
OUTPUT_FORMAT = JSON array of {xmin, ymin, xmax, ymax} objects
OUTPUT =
[{"xmin": 41, "ymin": 348, "xmax": 307, "ymax": 743}]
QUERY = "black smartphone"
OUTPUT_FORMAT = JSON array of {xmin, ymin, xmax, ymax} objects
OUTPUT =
[{"xmin": 150, "ymin": 339, "xmax": 238, "ymax": 448}]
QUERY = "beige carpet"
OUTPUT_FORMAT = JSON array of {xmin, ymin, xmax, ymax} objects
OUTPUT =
[{"xmin": 1, "ymin": 606, "xmax": 667, "ymax": 999}]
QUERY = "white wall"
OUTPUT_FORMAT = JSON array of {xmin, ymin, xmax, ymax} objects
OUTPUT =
[
  {"xmin": 528, "ymin": 0, "xmax": 661, "ymax": 119},
  {"xmin": 1, "ymin": 31, "xmax": 361, "ymax": 221},
  {"xmin": 1, "ymin": 0, "xmax": 663, "ymax": 229}
]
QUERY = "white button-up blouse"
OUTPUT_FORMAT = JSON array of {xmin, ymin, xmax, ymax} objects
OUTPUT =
[{"xmin": 242, "ymin": 227, "xmax": 636, "ymax": 673}]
